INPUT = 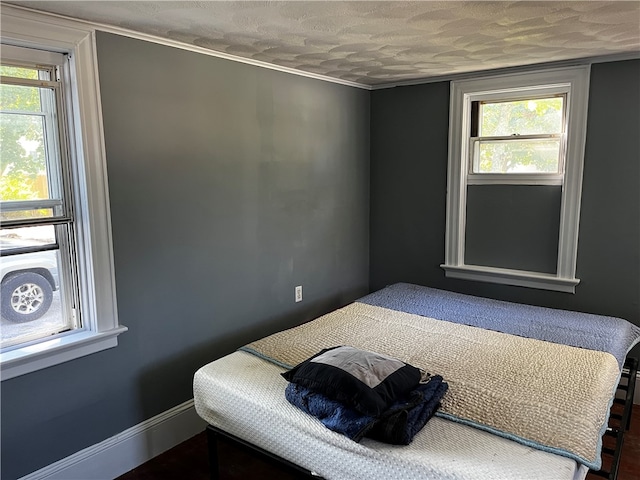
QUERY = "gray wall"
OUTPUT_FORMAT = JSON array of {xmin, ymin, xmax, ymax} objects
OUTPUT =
[
  {"xmin": 465, "ymin": 185, "xmax": 561, "ymax": 273},
  {"xmin": 370, "ymin": 59, "xmax": 640, "ymax": 341},
  {"xmin": 1, "ymin": 32, "xmax": 370, "ymax": 479}
]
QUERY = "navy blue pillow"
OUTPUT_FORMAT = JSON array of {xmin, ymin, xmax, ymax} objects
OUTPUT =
[{"xmin": 281, "ymin": 346, "xmax": 422, "ymax": 417}]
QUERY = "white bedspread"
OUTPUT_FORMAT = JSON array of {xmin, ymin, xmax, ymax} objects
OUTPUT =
[{"xmin": 194, "ymin": 350, "xmax": 588, "ymax": 480}]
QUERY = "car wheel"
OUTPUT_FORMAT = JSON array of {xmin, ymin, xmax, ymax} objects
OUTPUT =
[{"xmin": 1, "ymin": 272, "xmax": 54, "ymax": 323}]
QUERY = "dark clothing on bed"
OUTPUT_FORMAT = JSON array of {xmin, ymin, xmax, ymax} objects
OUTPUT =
[{"xmin": 284, "ymin": 375, "xmax": 447, "ymax": 444}]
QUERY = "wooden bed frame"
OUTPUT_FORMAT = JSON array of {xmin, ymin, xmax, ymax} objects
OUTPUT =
[{"xmin": 205, "ymin": 356, "xmax": 637, "ymax": 480}]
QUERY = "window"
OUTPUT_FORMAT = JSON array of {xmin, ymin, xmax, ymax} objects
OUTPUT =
[
  {"xmin": 470, "ymin": 96, "xmax": 565, "ymax": 177},
  {"xmin": 1, "ymin": 56, "xmax": 78, "ymax": 345},
  {"xmin": 442, "ymin": 67, "xmax": 590, "ymax": 292},
  {"xmin": 0, "ymin": 7, "xmax": 126, "ymax": 380}
]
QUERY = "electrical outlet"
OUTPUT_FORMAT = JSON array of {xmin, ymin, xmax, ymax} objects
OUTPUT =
[{"xmin": 295, "ymin": 285, "xmax": 303, "ymax": 302}]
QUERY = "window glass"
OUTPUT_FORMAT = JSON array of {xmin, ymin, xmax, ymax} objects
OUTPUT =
[
  {"xmin": 0, "ymin": 113, "xmax": 49, "ymax": 197},
  {"xmin": 479, "ymin": 97, "xmax": 564, "ymax": 137},
  {"xmin": 1, "ymin": 64, "xmax": 75, "ymax": 348},
  {"xmin": 1, "ymin": 83, "xmax": 44, "ymax": 113},
  {"xmin": 1, "ymin": 261, "xmax": 68, "ymax": 347},
  {"xmin": 471, "ymin": 96, "xmax": 565, "ymax": 174},
  {"xmin": 474, "ymin": 139, "xmax": 562, "ymax": 173},
  {"xmin": 0, "ymin": 208, "xmax": 55, "ymax": 223},
  {"xmin": 1, "ymin": 80, "xmax": 61, "ymax": 196},
  {"xmin": 0, "ymin": 224, "xmax": 56, "ymax": 251},
  {"xmin": 0, "ymin": 65, "xmax": 41, "ymax": 80},
  {"xmin": 1, "ymin": 227, "xmax": 71, "ymax": 349}
]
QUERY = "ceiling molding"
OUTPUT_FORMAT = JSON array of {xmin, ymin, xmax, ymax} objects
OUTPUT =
[
  {"xmin": 369, "ymin": 51, "xmax": 640, "ymax": 90},
  {"xmin": 1, "ymin": 4, "xmax": 373, "ymax": 90},
  {"xmin": 89, "ymin": 16, "xmax": 375, "ymax": 91}
]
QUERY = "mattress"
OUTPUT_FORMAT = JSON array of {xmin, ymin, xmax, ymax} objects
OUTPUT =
[{"xmin": 194, "ymin": 350, "xmax": 589, "ymax": 480}]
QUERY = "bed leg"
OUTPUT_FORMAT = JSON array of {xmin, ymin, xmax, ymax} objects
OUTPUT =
[
  {"xmin": 624, "ymin": 357, "xmax": 637, "ymax": 432},
  {"xmin": 206, "ymin": 425, "xmax": 220, "ymax": 480}
]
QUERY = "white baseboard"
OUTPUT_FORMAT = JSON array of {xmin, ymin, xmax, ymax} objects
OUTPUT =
[
  {"xmin": 19, "ymin": 399, "xmax": 207, "ymax": 480},
  {"xmin": 16, "ymin": 372, "xmax": 640, "ymax": 480}
]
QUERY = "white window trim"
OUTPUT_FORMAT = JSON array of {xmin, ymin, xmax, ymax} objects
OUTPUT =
[
  {"xmin": 441, "ymin": 66, "xmax": 591, "ymax": 293},
  {"xmin": 0, "ymin": 6, "xmax": 126, "ymax": 380}
]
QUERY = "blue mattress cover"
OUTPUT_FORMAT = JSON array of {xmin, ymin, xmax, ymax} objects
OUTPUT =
[{"xmin": 358, "ymin": 283, "xmax": 640, "ymax": 369}]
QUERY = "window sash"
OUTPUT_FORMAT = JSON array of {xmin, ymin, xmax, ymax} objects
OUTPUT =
[
  {"xmin": 475, "ymin": 95, "xmax": 566, "ymax": 137},
  {"xmin": 2, "ymin": 199, "xmax": 64, "ymax": 212},
  {"xmin": 1, "ymin": 223, "xmax": 79, "ymax": 350},
  {"xmin": 1, "ymin": 65, "xmax": 71, "ymax": 226},
  {"xmin": 469, "ymin": 134, "xmax": 566, "ymax": 176},
  {"xmin": 469, "ymin": 91, "xmax": 568, "ymax": 179},
  {"xmin": 1, "ymin": 56, "xmax": 80, "ymax": 349},
  {"xmin": 472, "ymin": 133, "xmax": 563, "ymax": 142},
  {"xmin": 0, "ymin": 75, "xmax": 59, "ymax": 89}
]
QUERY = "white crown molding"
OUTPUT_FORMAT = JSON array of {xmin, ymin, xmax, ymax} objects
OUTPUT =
[
  {"xmin": 86, "ymin": 22, "xmax": 373, "ymax": 90},
  {"xmin": 1, "ymin": 4, "xmax": 373, "ymax": 90},
  {"xmin": 18, "ymin": 399, "xmax": 206, "ymax": 480},
  {"xmin": 368, "ymin": 51, "xmax": 640, "ymax": 91}
]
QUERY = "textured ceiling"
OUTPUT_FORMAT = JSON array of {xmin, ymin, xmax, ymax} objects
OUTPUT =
[{"xmin": 7, "ymin": 1, "xmax": 640, "ymax": 87}]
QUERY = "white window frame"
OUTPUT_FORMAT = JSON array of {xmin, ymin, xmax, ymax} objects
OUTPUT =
[
  {"xmin": 441, "ymin": 66, "xmax": 590, "ymax": 293},
  {"xmin": 0, "ymin": 6, "xmax": 126, "ymax": 380}
]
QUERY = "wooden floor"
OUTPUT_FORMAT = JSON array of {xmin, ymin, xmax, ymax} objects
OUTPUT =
[{"xmin": 118, "ymin": 405, "xmax": 640, "ymax": 480}]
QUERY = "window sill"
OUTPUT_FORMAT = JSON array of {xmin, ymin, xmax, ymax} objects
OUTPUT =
[
  {"xmin": 441, "ymin": 264, "xmax": 580, "ymax": 293},
  {"xmin": 0, "ymin": 325, "xmax": 128, "ymax": 381}
]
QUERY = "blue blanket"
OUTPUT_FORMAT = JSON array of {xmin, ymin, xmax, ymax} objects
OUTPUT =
[
  {"xmin": 285, "ymin": 375, "xmax": 448, "ymax": 445},
  {"xmin": 359, "ymin": 283, "xmax": 640, "ymax": 368}
]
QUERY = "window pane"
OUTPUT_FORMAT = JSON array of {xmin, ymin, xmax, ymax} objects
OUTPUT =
[
  {"xmin": 0, "ymin": 207, "xmax": 55, "ymax": 222},
  {"xmin": 474, "ymin": 139, "xmax": 561, "ymax": 173},
  {"xmin": 480, "ymin": 97, "xmax": 564, "ymax": 136},
  {"xmin": 1, "ymin": 80, "xmax": 63, "ymax": 209},
  {"xmin": 0, "ymin": 83, "xmax": 43, "ymax": 113},
  {"xmin": 0, "ymin": 65, "xmax": 41, "ymax": 81},
  {"xmin": 1, "ymin": 249, "xmax": 69, "ymax": 348},
  {"xmin": 1, "ymin": 226, "xmax": 70, "ymax": 348},
  {"xmin": 0, "ymin": 225, "xmax": 56, "ymax": 252},
  {"xmin": 0, "ymin": 112, "xmax": 52, "ymax": 204}
]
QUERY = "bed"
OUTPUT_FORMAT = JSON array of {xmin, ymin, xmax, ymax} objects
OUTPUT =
[{"xmin": 194, "ymin": 283, "xmax": 640, "ymax": 480}]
